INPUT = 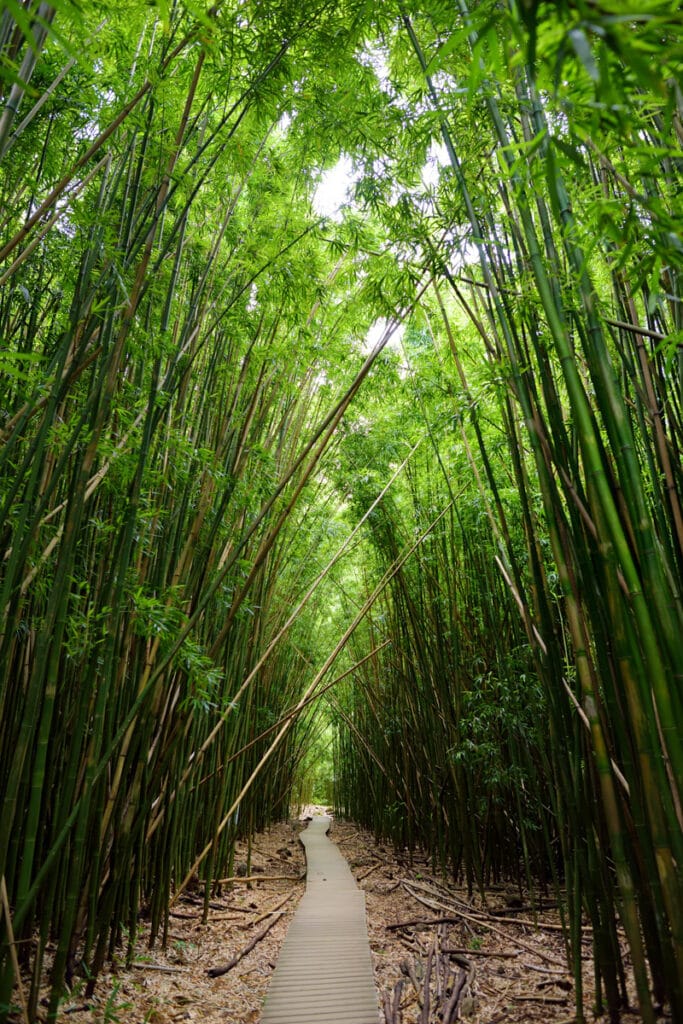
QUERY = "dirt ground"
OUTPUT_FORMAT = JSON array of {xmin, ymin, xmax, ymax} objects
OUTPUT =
[{"xmin": 42, "ymin": 807, "xmax": 648, "ymax": 1024}]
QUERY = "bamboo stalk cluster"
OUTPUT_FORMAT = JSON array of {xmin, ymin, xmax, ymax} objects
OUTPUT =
[
  {"xmin": 0, "ymin": 3, "xmax": 393, "ymax": 1019},
  {"xmin": 0, "ymin": 4, "xmax": 682, "ymax": 1024},
  {"xmin": 334, "ymin": 5, "xmax": 683, "ymax": 1023}
]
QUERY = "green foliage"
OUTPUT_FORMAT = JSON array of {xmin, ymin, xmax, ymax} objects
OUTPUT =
[
  {"xmin": 292, "ymin": 720, "xmax": 335, "ymax": 806},
  {"xmin": 0, "ymin": 2, "xmax": 682, "ymax": 1022}
]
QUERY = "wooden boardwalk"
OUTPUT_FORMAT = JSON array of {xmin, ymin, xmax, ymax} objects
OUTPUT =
[{"xmin": 260, "ymin": 814, "xmax": 378, "ymax": 1024}]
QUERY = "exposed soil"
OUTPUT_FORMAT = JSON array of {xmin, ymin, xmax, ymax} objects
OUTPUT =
[{"xmin": 38, "ymin": 808, "xmax": 647, "ymax": 1024}]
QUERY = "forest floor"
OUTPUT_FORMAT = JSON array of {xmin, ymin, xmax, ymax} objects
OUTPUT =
[{"xmin": 45, "ymin": 808, "xmax": 646, "ymax": 1024}]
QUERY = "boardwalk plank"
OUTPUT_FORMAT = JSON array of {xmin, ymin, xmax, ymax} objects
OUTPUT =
[{"xmin": 260, "ymin": 815, "xmax": 378, "ymax": 1024}]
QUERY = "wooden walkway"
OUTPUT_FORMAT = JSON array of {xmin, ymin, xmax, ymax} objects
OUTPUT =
[{"xmin": 260, "ymin": 814, "xmax": 378, "ymax": 1024}]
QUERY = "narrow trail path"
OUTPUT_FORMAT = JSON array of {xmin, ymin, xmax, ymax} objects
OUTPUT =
[{"xmin": 260, "ymin": 814, "xmax": 378, "ymax": 1024}]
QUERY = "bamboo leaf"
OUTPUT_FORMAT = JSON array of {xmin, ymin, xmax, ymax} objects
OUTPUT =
[{"xmin": 568, "ymin": 27, "xmax": 600, "ymax": 83}]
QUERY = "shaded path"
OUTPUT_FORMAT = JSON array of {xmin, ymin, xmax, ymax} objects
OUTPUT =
[{"xmin": 260, "ymin": 814, "xmax": 378, "ymax": 1024}]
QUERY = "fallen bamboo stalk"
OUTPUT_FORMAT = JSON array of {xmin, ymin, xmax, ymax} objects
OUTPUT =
[
  {"xmin": 239, "ymin": 890, "xmax": 294, "ymax": 929},
  {"xmin": 526, "ymin": 963, "xmax": 570, "ymax": 975},
  {"xmin": 402, "ymin": 882, "xmax": 579, "ymax": 934},
  {"xmin": 489, "ymin": 902, "xmax": 559, "ymax": 915},
  {"xmin": 442, "ymin": 947, "xmax": 519, "ymax": 959},
  {"xmin": 479, "ymin": 912, "xmax": 579, "ymax": 933},
  {"xmin": 400, "ymin": 882, "xmax": 470, "ymax": 917},
  {"xmin": 357, "ymin": 862, "xmax": 382, "ymax": 881},
  {"xmin": 387, "ymin": 916, "xmax": 463, "ymax": 931},
  {"xmin": 215, "ymin": 873, "xmax": 304, "ymax": 884},
  {"xmin": 400, "ymin": 877, "xmax": 471, "ymax": 909},
  {"xmin": 180, "ymin": 896, "xmax": 225, "ymax": 910},
  {"xmin": 388, "ymin": 911, "xmax": 563, "ymax": 967},
  {"xmin": 206, "ymin": 912, "xmax": 284, "ymax": 978},
  {"xmin": 131, "ymin": 963, "xmax": 187, "ymax": 974},
  {"xmin": 513, "ymin": 995, "xmax": 569, "ymax": 1005}
]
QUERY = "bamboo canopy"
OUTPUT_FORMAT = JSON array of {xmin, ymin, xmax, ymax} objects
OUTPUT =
[{"xmin": 0, "ymin": 3, "xmax": 681, "ymax": 1022}]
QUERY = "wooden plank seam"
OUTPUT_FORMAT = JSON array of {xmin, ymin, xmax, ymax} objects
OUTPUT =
[{"xmin": 260, "ymin": 815, "xmax": 379, "ymax": 1024}]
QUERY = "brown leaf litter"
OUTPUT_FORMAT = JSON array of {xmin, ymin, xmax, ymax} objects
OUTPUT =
[{"xmin": 22, "ymin": 808, "xmax": 648, "ymax": 1024}]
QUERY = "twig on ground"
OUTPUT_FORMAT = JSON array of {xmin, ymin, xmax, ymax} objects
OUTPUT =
[
  {"xmin": 481, "ymin": 912, "xmax": 582, "ymax": 933},
  {"xmin": 512, "ymin": 995, "xmax": 570, "ymax": 1005},
  {"xmin": 526, "ymin": 962, "xmax": 571, "ymax": 975},
  {"xmin": 441, "ymin": 947, "xmax": 518, "ymax": 959},
  {"xmin": 206, "ymin": 912, "xmax": 285, "ymax": 978},
  {"xmin": 490, "ymin": 902, "xmax": 559, "ymax": 915},
  {"xmin": 239, "ymin": 890, "xmax": 295, "ymax": 928},
  {"xmin": 357, "ymin": 862, "xmax": 383, "ymax": 881},
  {"xmin": 337, "ymin": 831, "xmax": 361, "ymax": 844},
  {"xmin": 215, "ymin": 873, "xmax": 304, "ymax": 884},
  {"xmin": 202, "ymin": 913, "xmax": 244, "ymax": 922},
  {"xmin": 131, "ymin": 963, "xmax": 187, "ymax": 973},
  {"xmin": 388, "ymin": 916, "xmax": 473, "ymax": 931},
  {"xmin": 397, "ymin": 883, "xmax": 565, "ymax": 967}
]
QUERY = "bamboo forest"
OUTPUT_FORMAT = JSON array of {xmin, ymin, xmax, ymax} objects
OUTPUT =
[{"xmin": 0, "ymin": 1, "xmax": 681, "ymax": 1022}]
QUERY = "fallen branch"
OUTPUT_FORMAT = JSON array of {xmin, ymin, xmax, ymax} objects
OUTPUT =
[
  {"xmin": 338, "ymin": 831, "xmax": 361, "ymax": 844},
  {"xmin": 388, "ymin": 909, "xmax": 563, "ymax": 967},
  {"xmin": 216, "ymin": 873, "xmax": 304, "ymax": 884},
  {"xmin": 180, "ymin": 896, "xmax": 225, "ymax": 910},
  {"xmin": 401, "ymin": 878, "xmax": 471, "ymax": 912},
  {"xmin": 513, "ymin": 995, "xmax": 569, "ymax": 1005},
  {"xmin": 481, "ymin": 911, "xmax": 581, "ymax": 933},
  {"xmin": 239, "ymin": 890, "xmax": 295, "ymax": 929},
  {"xmin": 206, "ymin": 912, "xmax": 284, "ymax": 978},
  {"xmin": 387, "ymin": 916, "xmax": 462, "ymax": 931},
  {"xmin": 357, "ymin": 862, "xmax": 382, "ymax": 881},
  {"xmin": 401, "ymin": 882, "xmax": 465, "ymax": 918},
  {"xmin": 442, "ymin": 947, "xmax": 519, "ymax": 959},
  {"xmin": 402, "ymin": 882, "xmax": 574, "ymax": 944},
  {"xmin": 526, "ymin": 963, "xmax": 571, "ymax": 976},
  {"xmin": 131, "ymin": 963, "xmax": 187, "ymax": 974},
  {"xmin": 490, "ymin": 901, "xmax": 558, "ymax": 915}
]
